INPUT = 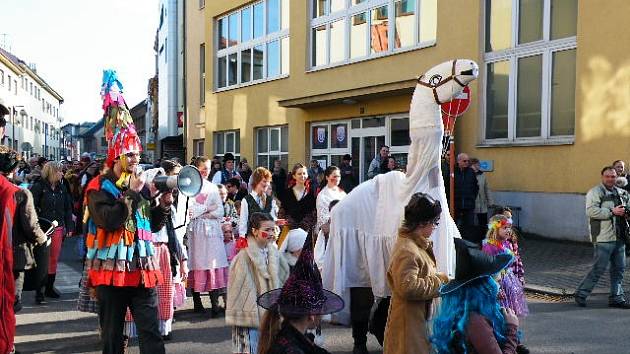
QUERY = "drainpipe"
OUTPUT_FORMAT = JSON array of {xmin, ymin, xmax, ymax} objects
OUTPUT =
[{"xmin": 182, "ymin": 0, "xmax": 188, "ymax": 160}]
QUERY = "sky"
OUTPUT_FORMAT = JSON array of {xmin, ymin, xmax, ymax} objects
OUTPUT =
[{"xmin": 0, "ymin": 0, "xmax": 159, "ymax": 124}]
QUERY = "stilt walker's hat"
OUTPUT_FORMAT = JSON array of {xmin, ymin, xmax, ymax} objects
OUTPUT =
[
  {"xmin": 257, "ymin": 233, "xmax": 344, "ymax": 316},
  {"xmin": 100, "ymin": 70, "xmax": 142, "ymax": 168}
]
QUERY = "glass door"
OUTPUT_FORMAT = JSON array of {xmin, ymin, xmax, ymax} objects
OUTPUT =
[{"xmin": 352, "ymin": 135, "xmax": 385, "ymax": 182}]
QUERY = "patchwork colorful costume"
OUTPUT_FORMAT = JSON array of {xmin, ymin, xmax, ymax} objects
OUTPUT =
[
  {"xmin": 85, "ymin": 69, "xmax": 166, "ymax": 354},
  {"xmin": 84, "ymin": 175, "xmax": 161, "ymax": 288}
]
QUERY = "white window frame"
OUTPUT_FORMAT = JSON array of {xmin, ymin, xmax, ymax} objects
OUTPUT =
[
  {"xmin": 215, "ymin": 0, "xmax": 290, "ymax": 91},
  {"xmin": 308, "ymin": 0, "xmax": 436, "ymax": 70},
  {"xmin": 193, "ymin": 139, "xmax": 205, "ymax": 157},
  {"xmin": 213, "ymin": 130, "xmax": 241, "ymax": 158},
  {"xmin": 310, "ymin": 120, "xmax": 351, "ymax": 155},
  {"xmin": 255, "ymin": 125, "xmax": 289, "ymax": 169},
  {"xmin": 481, "ymin": 0, "xmax": 576, "ymax": 146}
]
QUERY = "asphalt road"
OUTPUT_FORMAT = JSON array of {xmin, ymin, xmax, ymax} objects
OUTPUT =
[
  {"xmin": 16, "ymin": 291, "xmax": 630, "ymax": 354},
  {"xmin": 14, "ymin": 239, "xmax": 630, "ymax": 354}
]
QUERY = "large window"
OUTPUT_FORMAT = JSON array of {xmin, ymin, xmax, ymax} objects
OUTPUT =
[
  {"xmin": 213, "ymin": 130, "xmax": 241, "ymax": 160},
  {"xmin": 484, "ymin": 0, "xmax": 576, "ymax": 144},
  {"xmin": 310, "ymin": 0, "xmax": 437, "ymax": 69},
  {"xmin": 216, "ymin": 0, "xmax": 290, "ymax": 90},
  {"xmin": 256, "ymin": 125, "xmax": 288, "ymax": 171}
]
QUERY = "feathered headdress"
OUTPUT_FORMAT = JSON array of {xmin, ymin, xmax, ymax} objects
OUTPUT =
[{"xmin": 100, "ymin": 69, "xmax": 142, "ymax": 168}]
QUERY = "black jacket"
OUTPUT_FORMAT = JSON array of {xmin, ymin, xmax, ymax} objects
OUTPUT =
[
  {"xmin": 266, "ymin": 322, "xmax": 331, "ymax": 354},
  {"xmin": 339, "ymin": 164, "xmax": 356, "ymax": 193},
  {"xmin": 30, "ymin": 179, "xmax": 74, "ymax": 230},
  {"xmin": 454, "ymin": 167, "xmax": 478, "ymax": 211}
]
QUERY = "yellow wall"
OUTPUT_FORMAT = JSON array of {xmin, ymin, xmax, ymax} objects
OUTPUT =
[
  {"xmin": 201, "ymin": 0, "xmax": 482, "ymax": 167},
  {"xmin": 185, "ymin": 2, "xmax": 207, "ymax": 156},
  {"xmin": 193, "ymin": 0, "xmax": 629, "ymax": 195},
  {"xmin": 461, "ymin": 0, "xmax": 630, "ymax": 194}
]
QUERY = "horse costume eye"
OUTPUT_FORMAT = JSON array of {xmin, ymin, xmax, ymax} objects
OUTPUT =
[{"xmin": 429, "ymin": 74, "xmax": 443, "ymax": 86}]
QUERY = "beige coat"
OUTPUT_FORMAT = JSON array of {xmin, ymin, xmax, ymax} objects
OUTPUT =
[
  {"xmin": 383, "ymin": 234, "xmax": 443, "ymax": 354},
  {"xmin": 225, "ymin": 237, "xmax": 289, "ymax": 328}
]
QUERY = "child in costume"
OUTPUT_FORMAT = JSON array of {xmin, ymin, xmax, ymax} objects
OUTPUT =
[
  {"xmin": 226, "ymin": 212, "xmax": 289, "ymax": 354},
  {"xmin": 256, "ymin": 228, "xmax": 344, "ymax": 354},
  {"xmin": 431, "ymin": 238, "xmax": 519, "ymax": 354},
  {"xmin": 482, "ymin": 214, "xmax": 529, "ymax": 354}
]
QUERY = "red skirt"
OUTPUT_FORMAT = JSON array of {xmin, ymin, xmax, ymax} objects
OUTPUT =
[{"xmin": 48, "ymin": 227, "xmax": 64, "ymax": 274}]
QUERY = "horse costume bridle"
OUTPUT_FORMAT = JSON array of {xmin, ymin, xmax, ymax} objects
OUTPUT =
[{"xmin": 416, "ymin": 59, "xmax": 475, "ymax": 105}]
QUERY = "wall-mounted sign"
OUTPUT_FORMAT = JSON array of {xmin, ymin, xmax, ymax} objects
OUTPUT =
[
  {"xmin": 479, "ymin": 160, "xmax": 493, "ymax": 172},
  {"xmin": 331, "ymin": 123, "xmax": 348, "ymax": 148},
  {"xmin": 312, "ymin": 126, "xmax": 328, "ymax": 149}
]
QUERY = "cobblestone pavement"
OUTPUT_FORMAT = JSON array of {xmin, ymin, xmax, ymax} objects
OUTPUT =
[{"xmin": 520, "ymin": 236, "xmax": 630, "ymax": 296}]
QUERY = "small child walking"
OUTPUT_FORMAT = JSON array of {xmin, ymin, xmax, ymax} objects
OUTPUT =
[{"xmin": 482, "ymin": 214, "xmax": 529, "ymax": 354}]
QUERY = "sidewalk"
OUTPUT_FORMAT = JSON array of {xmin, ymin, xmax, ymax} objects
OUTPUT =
[{"xmin": 520, "ymin": 235, "xmax": 630, "ymax": 296}]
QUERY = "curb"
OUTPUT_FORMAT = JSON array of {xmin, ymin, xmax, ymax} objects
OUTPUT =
[
  {"xmin": 525, "ymin": 284, "xmax": 609, "ymax": 296},
  {"xmin": 525, "ymin": 284, "xmax": 572, "ymax": 296}
]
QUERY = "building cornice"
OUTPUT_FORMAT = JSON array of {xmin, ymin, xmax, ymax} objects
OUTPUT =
[
  {"xmin": 278, "ymin": 79, "xmax": 417, "ymax": 108},
  {"xmin": 0, "ymin": 53, "xmax": 23, "ymax": 75}
]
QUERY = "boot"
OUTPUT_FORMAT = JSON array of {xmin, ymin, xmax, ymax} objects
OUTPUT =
[
  {"xmin": 209, "ymin": 291, "xmax": 224, "ymax": 318},
  {"xmin": 45, "ymin": 274, "xmax": 61, "ymax": 298},
  {"xmin": 192, "ymin": 292, "xmax": 206, "ymax": 313},
  {"xmin": 351, "ymin": 321, "xmax": 369, "ymax": 354},
  {"xmin": 13, "ymin": 298, "xmax": 22, "ymax": 313},
  {"xmin": 35, "ymin": 289, "xmax": 47, "ymax": 305}
]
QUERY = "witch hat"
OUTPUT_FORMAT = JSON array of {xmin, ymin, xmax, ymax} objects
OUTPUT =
[
  {"xmin": 257, "ymin": 233, "xmax": 344, "ymax": 316},
  {"xmin": 440, "ymin": 238, "xmax": 513, "ymax": 294}
]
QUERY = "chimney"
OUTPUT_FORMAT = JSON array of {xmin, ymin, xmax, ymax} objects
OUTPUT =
[{"xmin": 28, "ymin": 63, "xmax": 37, "ymax": 72}]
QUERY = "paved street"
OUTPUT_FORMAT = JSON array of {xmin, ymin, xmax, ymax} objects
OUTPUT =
[
  {"xmin": 13, "ymin": 237, "xmax": 630, "ymax": 354},
  {"xmin": 520, "ymin": 235, "xmax": 630, "ymax": 296}
]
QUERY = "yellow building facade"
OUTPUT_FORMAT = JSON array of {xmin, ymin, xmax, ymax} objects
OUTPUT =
[{"xmin": 185, "ymin": 0, "xmax": 629, "ymax": 241}]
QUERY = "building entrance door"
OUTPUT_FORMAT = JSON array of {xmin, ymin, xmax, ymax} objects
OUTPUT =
[{"xmin": 351, "ymin": 134, "xmax": 385, "ymax": 182}]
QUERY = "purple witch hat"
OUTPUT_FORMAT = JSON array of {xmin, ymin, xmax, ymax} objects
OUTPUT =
[{"xmin": 257, "ymin": 233, "xmax": 344, "ymax": 316}]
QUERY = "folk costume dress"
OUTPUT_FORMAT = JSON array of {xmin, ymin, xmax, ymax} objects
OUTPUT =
[
  {"xmin": 279, "ymin": 185, "xmax": 317, "ymax": 234},
  {"xmin": 150, "ymin": 202, "xmax": 187, "ymax": 336},
  {"xmin": 238, "ymin": 191, "xmax": 279, "ymax": 237},
  {"xmin": 481, "ymin": 238, "xmax": 529, "ymax": 316},
  {"xmin": 187, "ymin": 179, "xmax": 228, "ymax": 292},
  {"xmin": 315, "ymin": 186, "xmax": 346, "ymax": 233}
]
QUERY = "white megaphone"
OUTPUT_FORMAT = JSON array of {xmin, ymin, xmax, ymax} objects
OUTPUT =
[{"xmin": 153, "ymin": 165, "xmax": 203, "ymax": 197}]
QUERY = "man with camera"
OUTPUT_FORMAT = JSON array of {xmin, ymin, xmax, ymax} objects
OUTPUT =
[{"xmin": 575, "ymin": 166, "xmax": 630, "ymax": 308}]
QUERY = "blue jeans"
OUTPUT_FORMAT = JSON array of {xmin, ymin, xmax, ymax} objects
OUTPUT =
[{"xmin": 575, "ymin": 240, "xmax": 626, "ymax": 303}]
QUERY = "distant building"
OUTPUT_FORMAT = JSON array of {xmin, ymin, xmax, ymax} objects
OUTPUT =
[
  {"xmin": 0, "ymin": 47, "xmax": 64, "ymax": 159},
  {"xmin": 154, "ymin": 0, "xmax": 185, "ymax": 160},
  {"xmin": 79, "ymin": 119, "xmax": 107, "ymax": 157}
]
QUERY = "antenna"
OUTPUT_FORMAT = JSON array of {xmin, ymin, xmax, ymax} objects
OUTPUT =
[{"xmin": 0, "ymin": 34, "xmax": 9, "ymax": 51}]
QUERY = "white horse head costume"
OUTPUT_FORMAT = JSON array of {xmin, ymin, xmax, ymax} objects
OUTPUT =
[{"xmin": 322, "ymin": 59, "xmax": 479, "ymax": 324}]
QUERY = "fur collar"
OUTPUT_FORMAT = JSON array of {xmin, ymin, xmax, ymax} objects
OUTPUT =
[{"xmin": 245, "ymin": 237, "xmax": 280, "ymax": 286}]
